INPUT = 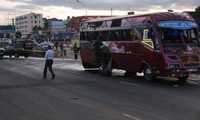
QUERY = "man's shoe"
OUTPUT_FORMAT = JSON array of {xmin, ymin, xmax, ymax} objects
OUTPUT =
[{"xmin": 52, "ymin": 74, "xmax": 55, "ymax": 79}]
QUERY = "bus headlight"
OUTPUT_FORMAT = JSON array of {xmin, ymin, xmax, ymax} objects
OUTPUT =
[{"xmin": 168, "ymin": 64, "xmax": 181, "ymax": 69}]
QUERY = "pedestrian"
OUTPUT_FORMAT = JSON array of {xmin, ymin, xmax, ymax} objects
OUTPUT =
[
  {"xmin": 54, "ymin": 41, "xmax": 58, "ymax": 50},
  {"xmin": 60, "ymin": 43, "xmax": 63, "ymax": 56},
  {"xmin": 73, "ymin": 43, "xmax": 79, "ymax": 59},
  {"xmin": 63, "ymin": 43, "xmax": 67, "ymax": 56},
  {"xmin": 43, "ymin": 45, "xmax": 55, "ymax": 79}
]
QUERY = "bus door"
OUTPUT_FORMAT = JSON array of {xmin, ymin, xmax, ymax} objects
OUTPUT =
[
  {"xmin": 141, "ymin": 28, "xmax": 160, "ymax": 73},
  {"xmin": 124, "ymin": 29, "xmax": 143, "ymax": 72}
]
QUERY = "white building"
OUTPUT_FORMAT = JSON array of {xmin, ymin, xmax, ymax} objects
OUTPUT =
[{"xmin": 15, "ymin": 12, "xmax": 43, "ymax": 37}]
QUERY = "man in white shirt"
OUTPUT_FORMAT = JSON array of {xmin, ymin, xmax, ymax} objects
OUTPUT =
[{"xmin": 43, "ymin": 45, "xmax": 55, "ymax": 79}]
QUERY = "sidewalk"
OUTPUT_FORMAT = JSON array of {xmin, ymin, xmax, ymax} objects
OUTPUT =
[
  {"xmin": 55, "ymin": 51, "xmax": 81, "ymax": 61},
  {"xmin": 188, "ymin": 73, "xmax": 200, "ymax": 82}
]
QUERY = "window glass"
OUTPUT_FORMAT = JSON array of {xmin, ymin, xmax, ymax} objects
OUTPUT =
[
  {"xmin": 98, "ymin": 31, "xmax": 108, "ymax": 41},
  {"xmin": 92, "ymin": 31, "xmax": 99, "ymax": 40}
]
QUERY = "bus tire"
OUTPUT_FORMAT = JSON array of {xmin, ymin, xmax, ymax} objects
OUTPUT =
[
  {"xmin": 82, "ymin": 61, "xmax": 94, "ymax": 68},
  {"xmin": 144, "ymin": 65, "xmax": 156, "ymax": 81},
  {"xmin": 178, "ymin": 73, "xmax": 189, "ymax": 82}
]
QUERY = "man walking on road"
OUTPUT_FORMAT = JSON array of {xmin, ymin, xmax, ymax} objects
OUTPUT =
[{"xmin": 43, "ymin": 45, "xmax": 55, "ymax": 79}]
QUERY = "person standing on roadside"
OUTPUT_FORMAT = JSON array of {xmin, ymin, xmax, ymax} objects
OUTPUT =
[
  {"xmin": 73, "ymin": 43, "xmax": 79, "ymax": 59},
  {"xmin": 60, "ymin": 43, "xmax": 63, "ymax": 56},
  {"xmin": 43, "ymin": 45, "xmax": 55, "ymax": 79},
  {"xmin": 63, "ymin": 43, "xmax": 67, "ymax": 56}
]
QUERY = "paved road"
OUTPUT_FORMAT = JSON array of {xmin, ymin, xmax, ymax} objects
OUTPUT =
[{"xmin": 0, "ymin": 57, "xmax": 200, "ymax": 120}]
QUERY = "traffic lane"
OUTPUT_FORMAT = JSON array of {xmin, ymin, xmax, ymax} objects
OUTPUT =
[
  {"xmin": 0, "ymin": 58, "xmax": 136, "ymax": 120},
  {"xmin": 79, "ymin": 70, "xmax": 200, "ymax": 120},
  {"xmin": 0, "ymin": 58, "xmax": 200, "ymax": 120}
]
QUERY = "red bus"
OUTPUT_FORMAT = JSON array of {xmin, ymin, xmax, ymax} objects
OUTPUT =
[{"xmin": 79, "ymin": 12, "xmax": 200, "ymax": 82}]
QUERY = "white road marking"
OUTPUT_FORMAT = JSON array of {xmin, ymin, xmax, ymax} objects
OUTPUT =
[
  {"xmin": 123, "ymin": 113, "xmax": 142, "ymax": 120},
  {"xmin": 120, "ymin": 81, "xmax": 142, "ymax": 87}
]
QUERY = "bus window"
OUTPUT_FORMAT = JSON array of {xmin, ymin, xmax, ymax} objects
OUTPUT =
[
  {"xmin": 109, "ymin": 31, "xmax": 119, "ymax": 41},
  {"xmin": 111, "ymin": 19, "xmax": 122, "ymax": 27},
  {"xmin": 121, "ymin": 30, "xmax": 131, "ymax": 41},
  {"xmin": 131, "ymin": 29, "xmax": 140, "ymax": 41},
  {"xmin": 92, "ymin": 31, "xmax": 99, "ymax": 40},
  {"xmin": 142, "ymin": 29, "xmax": 154, "ymax": 49},
  {"xmin": 85, "ymin": 32, "xmax": 92, "ymax": 41},
  {"xmin": 80, "ymin": 32, "xmax": 85, "ymax": 40},
  {"xmin": 98, "ymin": 31, "xmax": 109, "ymax": 41},
  {"xmin": 161, "ymin": 29, "xmax": 199, "ymax": 46},
  {"xmin": 143, "ymin": 29, "xmax": 149, "ymax": 39}
]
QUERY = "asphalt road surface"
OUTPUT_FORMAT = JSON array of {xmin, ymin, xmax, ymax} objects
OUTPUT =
[{"xmin": 0, "ymin": 57, "xmax": 200, "ymax": 120}]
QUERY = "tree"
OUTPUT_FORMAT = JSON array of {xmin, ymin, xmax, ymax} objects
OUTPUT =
[
  {"xmin": 32, "ymin": 26, "xmax": 42, "ymax": 34},
  {"xmin": 195, "ymin": 6, "xmax": 200, "ymax": 13}
]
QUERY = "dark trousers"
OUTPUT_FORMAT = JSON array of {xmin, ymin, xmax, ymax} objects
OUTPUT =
[{"xmin": 43, "ymin": 60, "xmax": 55, "ymax": 78}]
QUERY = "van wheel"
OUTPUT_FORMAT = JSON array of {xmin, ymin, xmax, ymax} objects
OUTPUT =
[
  {"xmin": 24, "ymin": 55, "xmax": 29, "ymax": 58},
  {"xmin": 15, "ymin": 53, "xmax": 19, "ymax": 58},
  {"xmin": 144, "ymin": 65, "xmax": 156, "ymax": 81}
]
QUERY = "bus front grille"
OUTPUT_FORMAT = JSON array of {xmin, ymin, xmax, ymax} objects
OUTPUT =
[
  {"xmin": 180, "ymin": 55, "xmax": 199, "ymax": 63},
  {"xmin": 184, "ymin": 63, "xmax": 200, "ymax": 68}
]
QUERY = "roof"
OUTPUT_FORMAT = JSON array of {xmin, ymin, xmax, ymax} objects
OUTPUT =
[{"xmin": 85, "ymin": 12, "xmax": 195, "ymax": 23}]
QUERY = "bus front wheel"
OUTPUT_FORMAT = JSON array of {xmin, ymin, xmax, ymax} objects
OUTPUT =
[
  {"xmin": 177, "ymin": 73, "xmax": 189, "ymax": 82},
  {"xmin": 144, "ymin": 65, "xmax": 156, "ymax": 81}
]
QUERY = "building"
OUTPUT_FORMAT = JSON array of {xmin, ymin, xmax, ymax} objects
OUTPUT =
[
  {"xmin": 47, "ymin": 18, "xmax": 71, "ymax": 41},
  {"xmin": 15, "ymin": 12, "xmax": 43, "ymax": 37},
  {"xmin": 0, "ymin": 25, "xmax": 14, "ymax": 39}
]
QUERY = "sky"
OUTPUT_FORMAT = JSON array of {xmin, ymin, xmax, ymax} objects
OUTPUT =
[{"xmin": 0, "ymin": 0, "xmax": 199, "ymax": 25}]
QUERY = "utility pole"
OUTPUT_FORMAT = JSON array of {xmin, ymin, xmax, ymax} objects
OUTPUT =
[
  {"xmin": 111, "ymin": 8, "xmax": 113, "ymax": 16},
  {"xmin": 76, "ymin": 0, "xmax": 87, "ymax": 15}
]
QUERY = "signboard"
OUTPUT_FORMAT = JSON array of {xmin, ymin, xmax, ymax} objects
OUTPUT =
[{"xmin": 158, "ymin": 21, "xmax": 198, "ymax": 29}]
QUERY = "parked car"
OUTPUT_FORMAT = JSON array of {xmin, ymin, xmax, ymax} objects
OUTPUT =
[
  {"xmin": 39, "ymin": 41, "xmax": 54, "ymax": 51},
  {"xmin": 3, "ymin": 40, "xmax": 34, "ymax": 58},
  {"xmin": 0, "ymin": 48, "xmax": 4, "ymax": 58}
]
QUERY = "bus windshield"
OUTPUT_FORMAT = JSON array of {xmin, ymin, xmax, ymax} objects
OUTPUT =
[{"xmin": 161, "ymin": 28, "xmax": 200, "ymax": 48}]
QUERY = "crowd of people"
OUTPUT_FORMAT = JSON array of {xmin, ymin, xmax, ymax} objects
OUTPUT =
[
  {"xmin": 53, "ymin": 41, "xmax": 79, "ymax": 59},
  {"xmin": 54, "ymin": 41, "xmax": 70, "ymax": 56}
]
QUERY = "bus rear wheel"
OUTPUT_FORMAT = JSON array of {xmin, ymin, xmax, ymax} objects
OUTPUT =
[
  {"xmin": 82, "ymin": 61, "xmax": 95, "ymax": 68},
  {"xmin": 98, "ymin": 58, "xmax": 112, "ymax": 75},
  {"xmin": 144, "ymin": 65, "xmax": 156, "ymax": 81}
]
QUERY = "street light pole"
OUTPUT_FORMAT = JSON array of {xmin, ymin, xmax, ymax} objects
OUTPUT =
[{"xmin": 76, "ymin": 0, "xmax": 87, "ymax": 15}]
